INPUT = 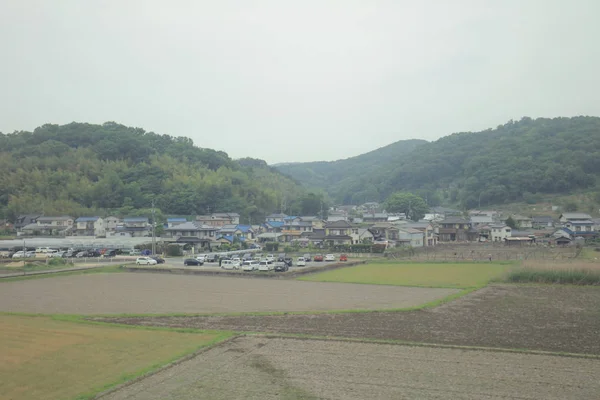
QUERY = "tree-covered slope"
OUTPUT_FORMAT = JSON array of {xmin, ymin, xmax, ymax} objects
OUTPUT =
[
  {"xmin": 276, "ymin": 117, "xmax": 600, "ymax": 207},
  {"xmin": 0, "ymin": 122, "xmax": 308, "ymax": 222},
  {"xmin": 274, "ymin": 139, "xmax": 427, "ymax": 202}
]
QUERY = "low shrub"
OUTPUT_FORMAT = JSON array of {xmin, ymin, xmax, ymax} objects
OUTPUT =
[
  {"xmin": 47, "ymin": 258, "xmax": 67, "ymax": 267},
  {"xmin": 505, "ymin": 268, "xmax": 600, "ymax": 285}
]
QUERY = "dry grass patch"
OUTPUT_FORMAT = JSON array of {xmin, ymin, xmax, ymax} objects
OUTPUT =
[
  {"xmin": 299, "ymin": 262, "xmax": 511, "ymax": 288},
  {"xmin": 504, "ymin": 259, "xmax": 600, "ymax": 285},
  {"xmin": 0, "ymin": 315, "xmax": 231, "ymax": 400}
]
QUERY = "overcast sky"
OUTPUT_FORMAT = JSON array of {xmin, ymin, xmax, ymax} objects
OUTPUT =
[{"xmin": 1, "ymin": 1, "xmax": 599, "ymax": 164}]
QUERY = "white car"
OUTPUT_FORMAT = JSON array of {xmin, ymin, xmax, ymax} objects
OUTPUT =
[
  {"xmin": 325, "ymin": 254, "xmax": 336, "ymax": 262},
  {"xmin": 297, "ymin": 257, "xmax": 306, "ymax": 267},
  {"xmin": 12, "ymin": 251, "xmax": 25, "ymax": 258},
  {"xmin": 196, "ymin": 254, "xmax": 207, "ymax": 262},
  {"xmin": 242, "ymin": 260, "xmax": 259, "ymax": 271},
  {"xmin": 48, "ymin": 251, "xmax": 65, "ymax": 258},
  {"xmin": 221, "ymin": 259, "xmax": 238, "ymax": 270},
  {"xmin": 266, "ymin": 254, "xmax": 275, "ymax": 262},
  {"xmin": 258, "ymin": 259, "xmax": 273, "ymax": 271},
  {"xmin": 136, "ymin": 257, "xmax": 157, "ymax": 265}
]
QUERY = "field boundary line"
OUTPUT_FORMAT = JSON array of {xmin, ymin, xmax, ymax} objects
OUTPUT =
[
  {"xmin": 93, "ymin": 334, "xmax": 242, "ymax": 399},
  {"xmin": 246, "ymin": 333, "xmax": 600, "ymax": 360}
]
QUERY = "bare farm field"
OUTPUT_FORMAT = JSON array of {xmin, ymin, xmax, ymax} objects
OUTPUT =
[
  {"xmin": 101, "ymin": 284, "xmax": 600, "ymax": 355},
  {"xmin": 0, "ymin": 273, "xmax": 458, "ymax": 314},
  {"xmin": 101, "ymin": 336, "xmax": 600, "ymax": 400}
]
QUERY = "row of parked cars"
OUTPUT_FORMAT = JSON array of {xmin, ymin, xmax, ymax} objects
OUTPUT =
[
  {"xmin": 7, "ymin": 248, "xmax": 124, "ymax": 259},
  {"xmin": 179, "ymin": 252, "xmax": 349, "ymax": 271}
]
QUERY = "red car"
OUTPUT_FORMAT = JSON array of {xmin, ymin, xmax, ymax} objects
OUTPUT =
[
  {"xmin": 339, "ymin": 254, "xmax": 348, "ymax": 262},
  {"xmin": 313, "ymin": 254, "xmax": 324, "ymax": 262}
]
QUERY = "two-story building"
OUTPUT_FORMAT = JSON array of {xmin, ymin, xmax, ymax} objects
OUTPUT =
[
  {"xmin": 362, "ymin": 213, "xmax": 389, "ymax": 223},
  {"xmin": 105, "ymin": 216, "xmax": 121, "ymax": 233},
  {"xmin": 73, "ymin": 217, "xmax": 105, "ymax": 237},
  {"xmin": 166, "ymin": 218, "xmax": 187, "ymax": 228},
  {"xmin": 20, "ymin": 216, "xmax": 74, "ymax": 236},
  {"xmin": 490, "ymin": 224, "xmax": 512, "ymax": 242},
  {"xmin": 508, "ymin": 215, "xmax": 533, "ymax": 229},
  {"xmin": 531, "ymin": 216, "xmax": 555, "ymax": 229},
  {"xmin": 120, "ymin": 217, "xmax": 151, "ymax": 237},
  {"xmin": 404, "ymin": 221, "xmax": 437, "ymax": 246},
  {"xmin": 437, "ymin": 217, "xmax": 475, "ymax": 242},
  {"xmin": 369, "ymin": 222, "xmax": 400, "ymax": 245},
  {"xmin": 323, "ymin": 220, "xmax": 354, "ymax": 245},
  {"xmin": 265, "ymin": 213, "xmax": 288, "ymax": 223},
  {"xmin": 196, "ymin": 213, "xmax": 240, "ymax": 227},
  {"xmin": 397, "ymin": 227, "xmax": 424, "ymax": 247},
  {"xmin": 163, "ymin": 221, "xmax": 219, "ymax": 249}
]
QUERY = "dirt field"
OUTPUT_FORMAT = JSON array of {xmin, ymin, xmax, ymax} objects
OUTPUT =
[
  {"xmin": 101, "ymin": 336, "xmax": 600, "ymax": 400},
  {"xmin": 0, "ymin": 273, "xmax": 457, "ymax": 314},
  {"xmin": 100, "ymin": 284, "xmax": 600, "ymax": 355}
]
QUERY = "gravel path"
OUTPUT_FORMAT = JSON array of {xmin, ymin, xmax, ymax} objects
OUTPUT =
[
  {"xmin": 101, "ymin": 336, "xmax": 600, "ymax": 400},
  {"xmin": 0, "ymin": 273, "xmax": 457, "ymax": 314},
  {"xmin": 100, "ymin": 284, "xmax": 600, "ymax": 355}
]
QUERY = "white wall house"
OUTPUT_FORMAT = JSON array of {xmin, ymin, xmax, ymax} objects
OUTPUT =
[{"xmin": 490, "ymin": 224, "xmax": 512, "ymax": 242}]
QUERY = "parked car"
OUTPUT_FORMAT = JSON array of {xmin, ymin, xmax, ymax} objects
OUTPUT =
[
  {"xmin": 297, "ymin": 257, "xmax": 306, "ymax": 267},
  {"xmin": 266, "ymin": 254, "xmax": 275, "ymax": 262},
  {"xmin": 221, "ymin": 259, "xmax": 238, "ymax": 270},
  {"xmin": 303, "ymin": 253, "xmax": 312, "ymax": 262},
  {"xmin": 242, "ymin": 253, "xmax": 252, "ymax": 261},
  {"xmin": 274, "ymin": 262, "xmax": 289, "ymax": 272},
  {"xmin": 313, "ymin": 254, "xmax": 324, "ymax": 262},
  {"xmin": 277, "ymin": 253, "xmax": 286, "ymax": 262},
  {"xmin": 258, "ymin": 259, "xmax": 273, "ymax": 271},
  {"xmin": 151, "ymin": 256, "xmax": 165, "ymax": 264},
  {"xmin": 184, "ymin": 258, "xmax": 202, "ymax": 266},
  {"xmin": 12, "ymin": 251, "xmax": 25, "ymax": 258},
  {"xmin": 64, "ymin": 250, "xmax": 78, "ymax": 258},
  {"xmin": 48, "ymin": 251, "xmax": 65, "ymax": 258},
  {"xmin": 242, "ymin": 260, "xmax": 259, "ymax": 271},
  {"xmin": 283, "ymin": 257, "xmax": 293, "ymax": 267},
  {"xmin": 104, "ymin": 249, "xmax": 118, "ymax": 257},
  {"xmin": 325, "ymin": 254, "xmax": 335, "ymax": 262},
  {"xmin": 253, "ymin": 254, "xmax": 262, "ymax": 261},
  {"xmin": 136, "ymin": 257, "xmax": 157, "ymax": 265},
  {"xmin": 205, "ymin": 254, "xmax": 218, "ymax": 262},
  {"xmin": 196, "ymin": 254, "xmax": 207, "ymax": 262},
  {"xmin": 25, "ymin": 251, "xmax": 35, "ymax": 258},
  {"xmin": 340, "ymin": 254, "xmax": 348, "ymax": 261},
  {"xmin": 232, "ymin": 257, "xmax": 241, "ymax": 266}
]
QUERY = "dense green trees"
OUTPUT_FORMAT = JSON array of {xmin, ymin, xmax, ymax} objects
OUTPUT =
[
  {"xmin": 277, "ymin": 117, "xmax": 600, "ymax": 207},
  {"xmin": 384, "ymin": 192, "xmax": 429, "ymax": 221},
  {"xmin": 0, "ymin": 122, "xmax": 307, "ymax": 222}
]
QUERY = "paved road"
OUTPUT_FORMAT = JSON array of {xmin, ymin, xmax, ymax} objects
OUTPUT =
[{"xmin": 102, "ymin": 336, "xmax": 600, "ymax": 400}]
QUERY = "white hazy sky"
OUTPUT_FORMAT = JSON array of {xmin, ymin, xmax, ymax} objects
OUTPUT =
[{"xmin": 1, "ymin": 0, "xmax": 599, "ymax": 163}]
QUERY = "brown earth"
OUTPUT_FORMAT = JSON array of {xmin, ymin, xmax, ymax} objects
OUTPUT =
[
  {"xmin": 98, "ymin": 284, "xmax": 600, "ymax": 355},
  {"xmin": 0, "ymin": 273, "xmax": 457, "ymax": 314},
  {"xmin": 100, "ymin": 336, "xmax": 600, "ymax": 400}
]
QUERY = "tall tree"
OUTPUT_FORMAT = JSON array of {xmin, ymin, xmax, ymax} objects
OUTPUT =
[{"xmin": 384, "ymin": 192, "xmax": 428, "ymax": 221}]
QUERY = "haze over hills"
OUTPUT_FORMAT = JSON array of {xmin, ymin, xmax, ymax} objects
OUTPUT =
[
  {"xmin": 275, "ymin": 117, "xmax": 600, "ymax": 208},
  {"xmin": 0, "ymin": 122, "xmax": 320, "ymax": 223}
]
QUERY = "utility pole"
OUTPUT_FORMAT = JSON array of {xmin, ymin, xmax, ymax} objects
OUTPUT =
[
  {"xmin": 151, "ymin": 199, "xmax": 156, "ymax": 255},
  {"xmin": 23, "ymin": 239, "xmax": 26, "ymax": 275}
]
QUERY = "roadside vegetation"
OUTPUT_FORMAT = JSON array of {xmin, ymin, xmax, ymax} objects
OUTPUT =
[
  {"xmin": 298, "ymin": 261, "xmax": 513, "ymax": 289},
  {"xmin": 0, "ymin": 314, "xmax": 232, "ymax": 400},
  {"xmin": 503, "ymin": 260, "xmax": 600, "ymax": 285}
]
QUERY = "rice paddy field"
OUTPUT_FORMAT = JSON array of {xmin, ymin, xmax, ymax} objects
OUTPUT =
[{"xmin": 298, "ymin": 262, "xmax": 512, "ymax": 288}]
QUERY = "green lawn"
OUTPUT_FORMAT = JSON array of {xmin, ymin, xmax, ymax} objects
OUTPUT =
[
  {"xmin": 299, "ymin": 262, "xmax": 512, "ymax": 288},
  {"xmin": 0, "ymin": 315, "xmax": 232, "ymax": 400}
]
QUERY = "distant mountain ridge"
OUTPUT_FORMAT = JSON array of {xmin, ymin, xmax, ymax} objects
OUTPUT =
[{"xmin": 275, "ymin": 116, "xmax": 600, "ymax": 207}]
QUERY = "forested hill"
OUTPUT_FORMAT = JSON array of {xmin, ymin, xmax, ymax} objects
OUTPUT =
[
  {"xmin": 274, "ymin": 139, "xmax": 427, "ymax": 195},
  {"xmin": 275, "ymin": 117, "xmax": 600, "ymax": 207},
  {"xmin": 0, "ymin": 122, "xmax": 310, "ymax": 222}
]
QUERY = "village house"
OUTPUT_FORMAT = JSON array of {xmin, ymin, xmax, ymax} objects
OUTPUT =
[
  {"xmin": 163, "ymin": 221, "xmax": 219, "ymax": 249},
  {"xmin": 117, "ymin": 217, "xmax": 151, "ymax": 237},
  {"xmin": 437, "ymin": 217, "xmax": 476, "ymax": 242},
  {"xmin": 404, "ymin": 221, "xmax": 437, "ymax": 246},
  {"xmin": 531, "ymin": 215, "xmax": 555, "ymax": 229},
  {"xmin": 73, "ymin": 217, "xmax": 106, "ymax": 237},
  {"xmin": 558, "ymin": 212, "xmax": 596, "ymax": 239},
  {"xmin": 20, "ymin": 216, "xmax": 74, "ymax": 236},
  {"xmin": 265, "ymin": 213, "xmax": 287, "ymax": 223},
  {"xmin": 323, "ymin": 220, "xmax": 354, "ymax": 245},
  {"xmin": 369, "ymin": 222, "xmax": 400, "ymax": 245},
  {"xmin": 326, "ymin": 210, "xmax": 348, "ymax": 222},
  {"xmin": 105, "ymin": 216, "xmax": 121, "ymax": 232},
  {"xmin": 490, "ymin": 224, "xmax": 512, "ymax": 242},
  {"xmin": 509, "ymin": 215, "xmax": 533, "ymax": 229},
  {"xmin": 196, "ymin": 212, "xmax": 240, "ymax": 227},
  {"xmin": 362, "ymin": 213, "xmax": 389, "ymax": 223},
  {"xmin": 14, "ymin": 215, "xmax": 41, "ymax": 232},
  {"xmin": 166, "ymin": 218, "xmax": 187, "ymax": 228},
  {"xmin": 299, "ymin": 216, "xmax": 324, "ymax": 229},
  {"xmin": 559, "ymin": 212, "xmax": 593, "ymax": 224},
  {"xmin": 396, "ymin": 227, "xmax": 424, "ymax": 247}
]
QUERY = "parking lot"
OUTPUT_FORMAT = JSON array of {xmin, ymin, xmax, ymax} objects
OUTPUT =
[{"xmin": 156, "ymin": 256, "xmax": 347, "ymax": 273}]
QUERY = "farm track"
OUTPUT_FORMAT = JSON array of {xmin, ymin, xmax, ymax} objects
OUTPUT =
[{"xmin": 98, "ymin": 284, "xmax": 600, "ymax": 355}]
